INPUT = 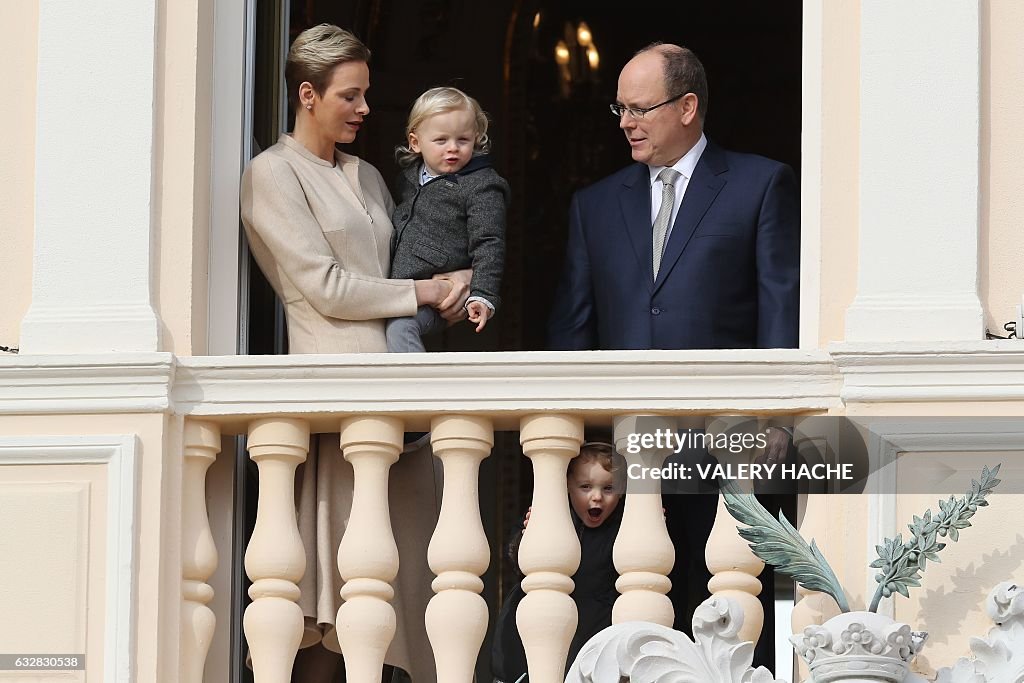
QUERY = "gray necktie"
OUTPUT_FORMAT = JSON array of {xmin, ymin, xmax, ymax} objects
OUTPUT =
[{"xmin": 652, "ymin": 167, "xmax": 681, "ymax": 278}]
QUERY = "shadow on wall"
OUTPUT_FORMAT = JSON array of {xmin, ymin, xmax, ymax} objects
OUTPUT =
[{"xmin": 912, "ymin": 533, "xmax": 1024, "ymax": 674}]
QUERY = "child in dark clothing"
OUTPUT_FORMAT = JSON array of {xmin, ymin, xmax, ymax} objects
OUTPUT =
[
  {"xmin": 491, "ymin": 443, "xmax": 625, "ymax": 683},
  {"xmin": 387, "ymin": 86, "xmax": 509, "ymax": 351}
]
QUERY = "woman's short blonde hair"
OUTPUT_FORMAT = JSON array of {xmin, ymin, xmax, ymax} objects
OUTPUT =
[
  {"xmin": 285, "ymin": 24, "xmax": 370, "ymax": 112},
  {"xmin": 395, "ymin": 87, "xmax": 491, "ymax": 168}
]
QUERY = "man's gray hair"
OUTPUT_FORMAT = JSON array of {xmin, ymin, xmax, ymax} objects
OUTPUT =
[{"xmin": 636, "ymin": 42, "xmax": 709, "ymax": 123}]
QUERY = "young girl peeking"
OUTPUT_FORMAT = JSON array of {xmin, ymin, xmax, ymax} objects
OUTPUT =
[{"xmin": 387, "ymin": 86, "xmax": 510, "ymax": 351}]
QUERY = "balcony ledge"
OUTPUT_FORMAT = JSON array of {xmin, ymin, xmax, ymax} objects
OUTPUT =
[
  {"xmin": 0, "ymin": 352, "xmax": 174, "ymax": 414},
  {"xmin": 0, "ymin": 350, "xmax": 834, "ymax": 428},
  {"xmin": 830, "ymin": 340, "xmax": 1024, "ymax": 402},
  {"xmin": 2, "ymin": 342, "xmax": 1022, "ymax": 426},
  {"xmin": 173, "ymin": 349, "xmax": 839, "ymax": 431}
]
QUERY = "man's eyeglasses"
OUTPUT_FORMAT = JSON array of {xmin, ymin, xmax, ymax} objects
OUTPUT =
[{"xmin": 610, "ymin": 92, "xmax": 689, "ymax": 120}]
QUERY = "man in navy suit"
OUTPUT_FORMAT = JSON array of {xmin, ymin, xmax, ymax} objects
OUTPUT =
[
  {"xmin": 548, "ymin": 43, "xmax": 799, "ymax": 351},
  {"xmin": 548, "ymin": 43, "xmax": 799, "ymax": 660}
]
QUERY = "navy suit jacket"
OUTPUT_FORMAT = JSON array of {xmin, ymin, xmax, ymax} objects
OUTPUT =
[{"xmin": 548, "ymin": 139, "xmax": 800, "ymax": 350}]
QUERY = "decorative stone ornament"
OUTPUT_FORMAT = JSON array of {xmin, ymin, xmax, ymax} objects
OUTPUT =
[
  {"xmin": 935, "ymin": 581, "xmax": 1024, "ymax": 683},
  {"xmin": 565, "ymin": 596, "xmax": 783, "ymax": 683},
  {"xmin": 791, "ymin": 610, "xmax": 927, "ymax": 683}
]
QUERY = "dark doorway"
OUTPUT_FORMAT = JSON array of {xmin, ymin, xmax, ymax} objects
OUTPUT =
[
  {"xmin": 247, "ymin": 0, "xmax": 802, "ymax": 355},
  {"xmin": 241, "ymin": 1, "xmax": 802, "ymax": 680}
]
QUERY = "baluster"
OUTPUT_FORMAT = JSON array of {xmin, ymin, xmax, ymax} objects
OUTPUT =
[
  {"xmin": 610, "ymin": 415, "xmax": 675, "ymax": 626},
  {"xmin": 517, "ymin": 414, "xmax": 584, "ymax": 683},
  {"xmin": 706, "ymin": 493, "xmax": 765, "ymax": 645},
  {"xmin": 244, "ymin": 417, "xmax": 310, "ymax": 681},
  {"xmin": 703, "ymin": 416, "xmax": 765, "ymax": 645},
  {"xmin": 181, "ymin": 419, "xmax": 221, "ymax": 682},
  {"xmin": 335, "ymin": 416, "xmax": 402, "ymax": 683},
  {"xmin": 425, "ymin": 415, "xmax": 494, "ymax": 682}
]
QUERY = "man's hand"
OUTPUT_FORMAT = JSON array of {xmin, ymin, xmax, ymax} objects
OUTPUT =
[
  {"xmin": 467, "ymin": 301, "xmax": 491, "ymax": 332},
  {"xmin": 433, "ymin": 268, "xmax": 472, "ymax": 322},
  {"xmin": 759, "ymin": 427, "xmax": 791, "ymax": 467}
]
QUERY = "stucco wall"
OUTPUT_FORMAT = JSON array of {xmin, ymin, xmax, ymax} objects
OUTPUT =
[
  {"xmin": 0, "ymin": 3, "xmax": 38, "ymax": 352},
  {"xmin": 0, "ymin": 413, "xmax": 177, "ymax": 682},
  {"xmin": 816, "ymin": 0, "xmax": 861, "ymax": 346},
  {"xmin": 0, "ymin": 0, "xmax": 215, "ymax": 356},
  {"xmin": 0, "ymin": 460, "xmax": 106, "ymax": 679},
  {"xmin": 819, "ymin": 0, "xmax": 1024, "ymax": 344},
  {"xmin": 982, "ymin": 0, "xmax": 1024, "ymax": 337},
  {"xmin": 814, "ymin": 449, "xmax": 1024, "ymax": 676},
  {"xmin": 154, "ymin": 0, "xmax": 215, "ymax": 355},
  {"xmin": 897, "ymin": 461, "xmax": 1024, "ymax": 678}
]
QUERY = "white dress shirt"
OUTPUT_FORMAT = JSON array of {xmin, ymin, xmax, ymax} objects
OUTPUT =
[{"xmin": 648, "ymin": 133, "xmax": 708, "ymax": 244}]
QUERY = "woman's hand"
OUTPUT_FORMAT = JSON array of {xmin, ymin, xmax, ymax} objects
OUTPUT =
[
  {"xmin": 413, "ymin": 279, "xmax": 452, "ymax": 308},
  {"xmin": 433, "ymin": 268, "xmax": 473, "ymax": 322}
]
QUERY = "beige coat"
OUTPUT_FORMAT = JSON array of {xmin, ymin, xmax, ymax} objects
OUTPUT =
[
  {"xmin": 241, "ymin": 134, "xmax": 438, "ymax": 680},
  {"xmin": 241, "ymin": 133, "xmax": 418, "ymax": 352}
]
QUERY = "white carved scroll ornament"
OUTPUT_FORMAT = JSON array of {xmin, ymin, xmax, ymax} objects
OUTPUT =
[
  {"xmin": 935, "ymin": 581, "xmax": 1024, "ymax": 683},
  {"xmin": 565, "ymin": 596, "xmax": 784, "ymax": 683}
]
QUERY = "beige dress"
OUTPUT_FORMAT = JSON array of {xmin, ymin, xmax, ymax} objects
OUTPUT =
[{"xmin": 240, "ymin": 133, "xmax": 438, "ymax": 680}]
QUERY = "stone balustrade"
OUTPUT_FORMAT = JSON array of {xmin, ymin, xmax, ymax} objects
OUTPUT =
[{"xmin": 177, "ymin": 409, "xmax": 772, "ymax": 682}]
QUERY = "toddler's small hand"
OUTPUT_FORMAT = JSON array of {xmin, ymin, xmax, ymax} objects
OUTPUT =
[
  {"xmin": 466, "ymin": 301, "xmax": 491, "ymax": 332},
  {"xmin": 523, "ymin": 506, "xmax": 532, "ymax": 528}
]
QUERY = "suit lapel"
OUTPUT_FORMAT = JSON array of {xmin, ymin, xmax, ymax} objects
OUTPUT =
[
  {"xmin": 653, "ymin": 142, "xmax": 728, "ymax": 293},
  {"xmin": 618, "ymin": 164, "xmax": 655, "ymax": 289}
]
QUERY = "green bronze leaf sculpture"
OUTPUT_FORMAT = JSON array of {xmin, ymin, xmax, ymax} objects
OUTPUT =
[
  {"xmin": 866, "ymin": 463, "xmax": 1001, "ymax": 612},
  {"xmin": 722, "ymin": 464, "xmax": 1001, "ymax": 613},
  {"xmin": 721, "ymin": 480, "xmax": 851, "ymax": 613}
]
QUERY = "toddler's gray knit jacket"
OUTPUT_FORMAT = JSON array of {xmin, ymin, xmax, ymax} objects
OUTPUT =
[{"xmin": 390, "ymin": 154, "xmax": 509, "ymax": 310}]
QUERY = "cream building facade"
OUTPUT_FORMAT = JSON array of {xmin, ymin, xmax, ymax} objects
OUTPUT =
[{"xmin": 2, "ymin": 1, "xmax": 1024, "ymax": 681}]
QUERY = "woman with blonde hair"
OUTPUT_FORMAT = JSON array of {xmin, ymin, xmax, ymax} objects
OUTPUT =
[{"xmin": 240, "ymin": 23, "xmax": 467, "ymax": 682}]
